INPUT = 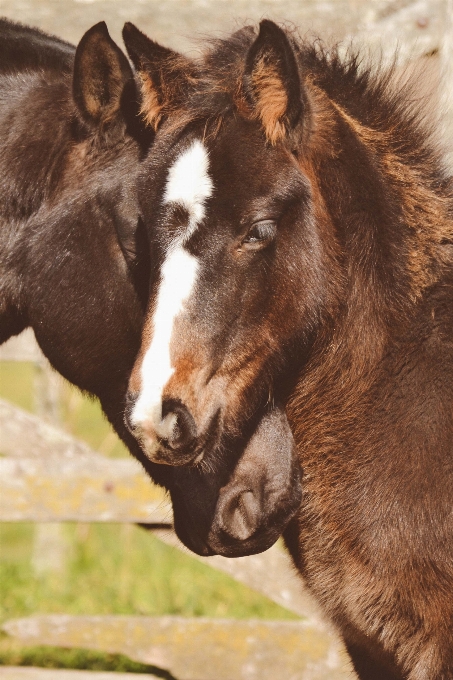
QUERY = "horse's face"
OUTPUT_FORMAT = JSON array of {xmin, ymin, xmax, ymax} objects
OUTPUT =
[
  {"xmin": 121, "ymin": 20, "xmax": 332, "ymax": 555},
  {"xmin": 129, "ymin": 121, "xmax": 321, "ymax": 458}
]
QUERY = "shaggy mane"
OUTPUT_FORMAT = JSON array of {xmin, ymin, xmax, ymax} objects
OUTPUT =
[{"xmin": 178, "ymin": 24, "xmax": 449, "ymax": 195}]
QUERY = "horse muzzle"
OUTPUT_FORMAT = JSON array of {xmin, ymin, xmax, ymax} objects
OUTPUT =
[
  {"xmin": 125, "ymin": 392, "xmax": 206, "ymax": 465},
  {"xmin": 126, "ymin": 384, "xmax": 229, "ymax": 466}
]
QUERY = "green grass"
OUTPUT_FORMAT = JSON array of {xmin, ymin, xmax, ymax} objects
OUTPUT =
[
  {"xmin": 0, "ymin": 361, "xmax": 298, "ymax": 671},
  {"xmin": 0, "ymin": 523, "xmax": 295, "ymax": 622}
]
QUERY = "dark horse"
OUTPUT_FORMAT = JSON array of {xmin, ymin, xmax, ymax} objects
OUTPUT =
[
  {"xmin": 0, "ymin": 19, "xmax": 301, "ymax": 556},
  {"xmin": 122, "ymin": 20, "xmax": 453, "ymax": 679}
]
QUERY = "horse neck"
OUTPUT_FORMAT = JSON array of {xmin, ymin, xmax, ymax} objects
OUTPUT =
[{"xmin": 287, "ymin": 86, "xmax": 453, "ymax": 447}]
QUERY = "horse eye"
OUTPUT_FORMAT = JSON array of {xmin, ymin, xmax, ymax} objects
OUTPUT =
[{"xmin": 242, "ymin": 220, "xmax": 277, "ymax": 250}]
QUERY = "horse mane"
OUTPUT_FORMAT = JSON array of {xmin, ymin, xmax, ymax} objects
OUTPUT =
[{"xmin": 183, "ymin": 25, "xmax": 449, "ymax": 189}]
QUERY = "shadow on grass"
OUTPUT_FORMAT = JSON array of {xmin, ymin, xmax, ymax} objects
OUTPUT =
[{"xmin": 0, "ymin": 646, "xmax": 178, "ymax": 679}]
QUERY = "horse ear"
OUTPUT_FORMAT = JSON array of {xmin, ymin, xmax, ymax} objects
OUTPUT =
[
  {"xmin": 73, "ymin": 22, "xmax": 134, "ymax": 129},
  {"xmin": 242, "ymin": 20, "xmax": 303, "ymax": 144},
  {"xmin": 122, "ymin": 22, "xmax": 192, "ymax": 130}
]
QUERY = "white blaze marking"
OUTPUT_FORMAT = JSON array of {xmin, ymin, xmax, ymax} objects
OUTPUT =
[
  {"xmin": 131, "ymin": 247, "xmax": 199, "ymax": 439},
  {"xmin": 163, "ymin": 139, "xmax": 213, "ymax": 240},
  {"xmin": 131, "ymin": 140, "xmax": 213, "ymax": 441}
]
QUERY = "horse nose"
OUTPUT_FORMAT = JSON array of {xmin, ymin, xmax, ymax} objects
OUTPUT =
[
  {"xmin": 161, "ymin": 398, "xmax": 197, "ymax": 451},
  {"xmin": 216, "ymin": 486, "xmax": 261, "ymax": 542}
]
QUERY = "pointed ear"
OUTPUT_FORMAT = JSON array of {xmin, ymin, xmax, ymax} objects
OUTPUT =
[
  {"xmin": 122, "ymin": 22, "xmax": 193, "ymax": 130},
  {"xmin": 73, "ymin": 22, "xmax": 134, "ymax": 129},
  {"xmin": 242, "ymin": 20, "xmax": 303, "ymax": 144}
]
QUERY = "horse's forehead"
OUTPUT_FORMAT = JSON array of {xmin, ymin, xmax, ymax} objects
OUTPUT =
[
  {"xmin": 205, "ymin": 129, "xmax": 304, "ymax": 220},
  {"xmin": 210, "ymin": 125, "xmax": 294, "ymax": 187},
  {"xmin": 164, "ymin": 139, "xmax": 212, "ymax": 207},
  {"xmin": 163, "ymin": 138, "xmax": 214, "ymax": 241},
  {"xmin": 159, "ymin": 126, "xmax": 299, "ymax": 232}
]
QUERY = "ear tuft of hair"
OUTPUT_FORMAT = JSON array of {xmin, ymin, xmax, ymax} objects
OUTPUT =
[
  {"xmin": 73, "ymin": 22, "xmax": 134, "ymax": 130},
  {"xmin": 242, "ymin": 20, "xmax": 303, "ymax": 144}
]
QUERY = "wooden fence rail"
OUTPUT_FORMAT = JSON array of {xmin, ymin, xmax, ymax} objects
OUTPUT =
[{"xmin": 3, "ymin": 615, "xmax": 352, "ymax": 680}]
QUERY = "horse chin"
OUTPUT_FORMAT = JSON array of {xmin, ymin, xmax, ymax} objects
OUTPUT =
[
  {"xmin": 206, "ymin": 519, "xmax": 294, "ymax": 558},
  {"xmin": 176, "ymin": 526, "xmax": 281, "ymax": 558}
]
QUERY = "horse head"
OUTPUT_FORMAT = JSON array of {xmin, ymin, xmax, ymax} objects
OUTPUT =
[{"xmin": 121, "ymin": 21, "xmax": 327, "ymax": 555}]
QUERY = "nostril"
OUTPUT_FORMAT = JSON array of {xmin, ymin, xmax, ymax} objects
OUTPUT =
[
  {"xmin": 220, "ymin": 489, "xmax": 260, "ymax": 542},
  {"xmin": 161, "ymin": 399, "xmax": 196, "ymax": 450},
  {"xmin": 124, "ymin": 391, "xmax": 138, "ymax": 432}
]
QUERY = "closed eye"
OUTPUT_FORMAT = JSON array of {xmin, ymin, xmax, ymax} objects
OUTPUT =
[{"xmin": 240, "ymin": 220, "xmax": 277, "ymax": 251}]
